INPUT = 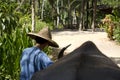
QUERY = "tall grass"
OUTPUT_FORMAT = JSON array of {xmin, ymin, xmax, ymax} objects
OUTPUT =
[{"xmin": 0, "ymin": 27, "xmax": 33, "ymax": 80}]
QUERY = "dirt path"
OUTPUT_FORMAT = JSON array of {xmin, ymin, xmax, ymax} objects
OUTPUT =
[{"xmin": 52, "ymin": 30, "xmax": 120, "ymax": 57}]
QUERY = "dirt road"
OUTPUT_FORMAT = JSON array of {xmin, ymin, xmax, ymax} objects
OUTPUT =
[{"xmin": 52, "ymin": 30, "xmax": 120, "ymax": 57}]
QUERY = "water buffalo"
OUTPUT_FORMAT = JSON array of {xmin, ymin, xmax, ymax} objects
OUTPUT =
[{"xmin": 32, "ymin": 41, "xmax": 120, "ymax": 80}]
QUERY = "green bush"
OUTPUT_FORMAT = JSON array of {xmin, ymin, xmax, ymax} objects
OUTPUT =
[
  {"xmin": 0, "ymin": 27, "xmax": 33, "ymax": 80},
  {"xmin": 113, "ymin": 20, "xmax": 120, "ymax": 42},
  {"xmin": 35, "ymin": 19, "xmax": 53, "ymax": 32},
  {"xmin": 112, "ymin": 9, "xmax": 120, "ymax": 43},
  {"xmin": 19, "ymin": 14, "xmax": 31, "ymax": 29},
  {"xmin": 0, "ymin": 1, "xmax": 20, "ymax": 35},
  {"xmin": 102, "ymin": 13, "xmax": 120, "ymax": 43},
  {"xmin": 101, "ymin": 14, "xmax": 114, "ymax": 40},
  {"xmin": 113, "ymin": 27, "xmax": 120, "ymax": 42}
]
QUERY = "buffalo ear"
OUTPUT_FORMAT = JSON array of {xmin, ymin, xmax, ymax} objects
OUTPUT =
[{"xmin": 58, "ymin": 44, "xmax": 71, "ymax": 59}]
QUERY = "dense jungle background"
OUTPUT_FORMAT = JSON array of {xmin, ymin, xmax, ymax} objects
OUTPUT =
[{"xmin": 0, "ymin": 0, "xmax": 120, "ymax": 79}]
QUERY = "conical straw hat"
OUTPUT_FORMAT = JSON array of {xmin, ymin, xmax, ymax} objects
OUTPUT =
[{"xmin": 27, "ymin": 27, "xmax": 59, "ymax": 47}]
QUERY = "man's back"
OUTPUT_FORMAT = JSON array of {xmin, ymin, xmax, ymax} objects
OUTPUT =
[{"xmin": 20, "ymin": 46, "xmax": 53, "ymax": 80}]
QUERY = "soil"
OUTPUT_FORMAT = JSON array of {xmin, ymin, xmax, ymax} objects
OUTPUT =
[{"xmin": 52, "ymin": 30, "xmax": 120, "ymax": 58}]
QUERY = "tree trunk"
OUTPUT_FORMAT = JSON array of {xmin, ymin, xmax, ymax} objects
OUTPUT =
[
  {"xmin": 31, "ymin": 0, "xmax": 36, "ymax": 32},
  {"xmin": 86, "ymin": 0, "xmax": 89, "ymax": 29},
  {"xmin": 56, "ymin": 0, "xmax": 60, "ymax": 28},
  {"xmin": 41, "ymin": 0, "xmax": 45, "ymax": 20},
  {"xmin": 37, "ymin": 0, "xmax": 41, "ymax": 18},
  {"xmin": 79, "ymin": 0, "xmax": 85, "ymax": 31},
  {"xmin": 91, "ymin": 0, "xmax": 97, "ymax": 32},
  {"xmin": 72, "ymin": 9, "xmax": 76, "ymax": 25},
  {"xmin": 68, "ymin": 0, "xmax": 71, "ymax": 28}
]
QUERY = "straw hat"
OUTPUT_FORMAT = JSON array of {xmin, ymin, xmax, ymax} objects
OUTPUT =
[{"xmin": 27, "ymin": 27, "xmax": 59, "ymax": 48}]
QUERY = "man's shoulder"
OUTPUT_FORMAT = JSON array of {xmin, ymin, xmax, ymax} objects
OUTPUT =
[
  {"xmin": 23, "ymin": 47, "xmax": 30, "ymax": 51},
  {"xmin": 22, "ymin": 47, "xmax": 36, "ymax": 53}
]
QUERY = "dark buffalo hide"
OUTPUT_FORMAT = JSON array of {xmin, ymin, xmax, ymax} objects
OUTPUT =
[{"xmin": 32, "ymin": 41, "xmax": 120, "ymax": 80}]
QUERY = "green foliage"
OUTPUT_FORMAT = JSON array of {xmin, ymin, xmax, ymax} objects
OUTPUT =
[
  {"xmin": 101, "ymin": 13, "xmax": 120, "ymax": 42},
  {"xmin": 113, "ymin": 16, "xmax": 120, "ymax": 42},
  {"xmin": 0, "ymin": 1, "xmax": 22, "ymax": 79},
  {"xmin": 0, "ymin": 1, "xmax": 20, "ymax": 35},
  {"xmin": 101, "ymin": 0, "xmax": 120, "ymax": 7},
  {"xmin": 101, "ymin": 14, "xmax": 114, "ymax": 39},
  {"xmin": 113, "ymin": 26, "xmax": 120, "ymax": 42},
  {"xmin": 19, "ymin": 3, "xmax": 31, "ymax": 15},
  {"xmin": 35, "ymin": 19, "xmax": 53, "ymax": 32},
  {"xmin": 112, "ymin": 7, "xmax": 120, "ymax": 18},
  {"xmin": 112, "ymin": 9, "xmax": 120, "ymax": 42},
  {"xmin": 19, "ymin": 14, "xmax": 32, "ymax": 29},
  {"xmin": 0, "ymin": 27, "xmax": 33, "ymax": 80}
]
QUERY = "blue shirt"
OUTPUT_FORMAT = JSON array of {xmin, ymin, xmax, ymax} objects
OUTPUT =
[{"xmin": 20, "ymin": 46, "xmax": 53, "ymax": 80}]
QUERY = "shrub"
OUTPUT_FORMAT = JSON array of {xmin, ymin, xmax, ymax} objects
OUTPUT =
[
  {"xmin": 35, "ymin": 19, "xmax": 53, "ymax": 32},
  {"xmin": 102, "ymin": 14, "xmax": 114, "ymax": 40},
  {"xmin": 0, "ymin": 27, "xmax": 33, "ymax": 80},
  {"xmin": 113, "ymin": 19, "xmax": 120, "ymax": 42},
  {"xmin": 113, "ymin": 26, "xmax": 120, "ymax": 42}
]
